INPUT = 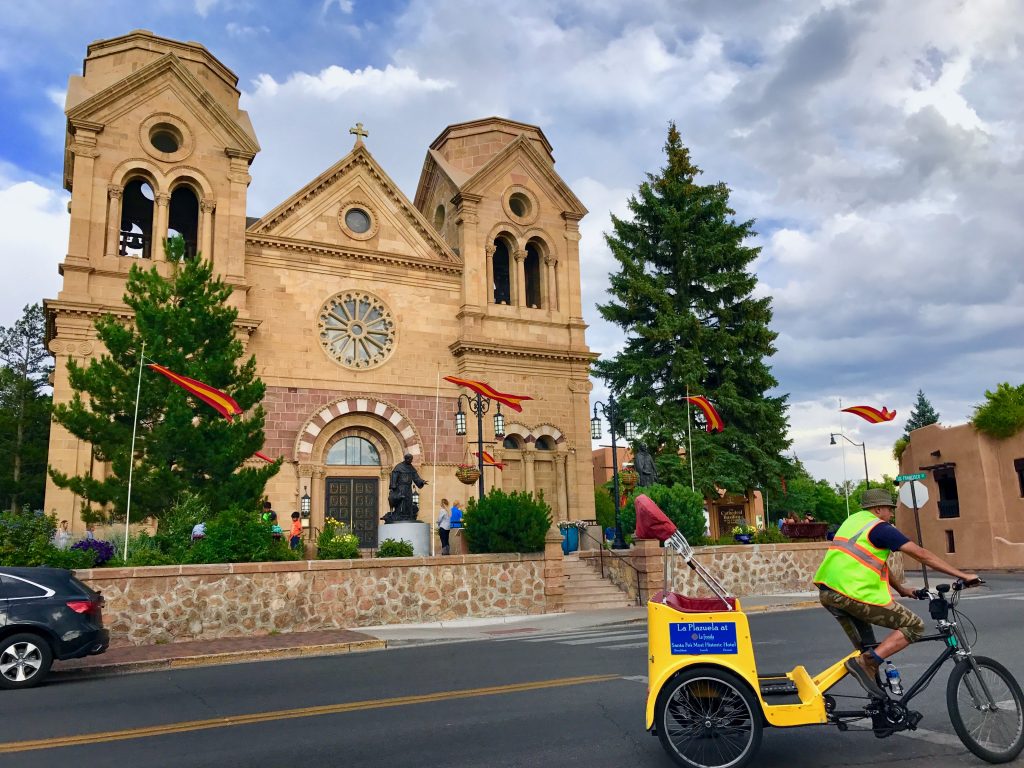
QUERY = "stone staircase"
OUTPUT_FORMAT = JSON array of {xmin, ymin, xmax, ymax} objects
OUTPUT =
[{"xmin": 562, "ymin": 553, "xmax": 636, "ymax": 611}]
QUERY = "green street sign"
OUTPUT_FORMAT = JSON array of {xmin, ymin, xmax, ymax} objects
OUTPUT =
[{"xmin": 896, "ymin": 472, "xmax": 927, "ymax": 482}]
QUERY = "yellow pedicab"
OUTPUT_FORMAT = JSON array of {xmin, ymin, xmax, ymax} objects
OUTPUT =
[{"xmin": 636, "ymin": 495, "xmax": 1024, "ymax": 768}]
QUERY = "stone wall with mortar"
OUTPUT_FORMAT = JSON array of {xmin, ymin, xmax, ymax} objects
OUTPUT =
[{"xmin": 78, "ymin": 554, "xmax": 545, "ymax": 647}]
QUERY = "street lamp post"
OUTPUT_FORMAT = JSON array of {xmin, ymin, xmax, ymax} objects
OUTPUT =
[
  {"xmin": 591, "ymin": 393, "xmax": 637, "ymax": 550},
  {"xmin": 830, "ymin": 433, "xmax": 870, "ymax": 489},
  {"xmin": 454, "ymin": 394, "xmax": 505, "ymax": 500}
]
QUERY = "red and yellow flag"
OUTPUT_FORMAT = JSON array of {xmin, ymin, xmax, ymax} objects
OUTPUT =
[
  {"xmin": 842, "ymin": 405, "xmax": 896, "ymax": 424},
  {"xmin": 475, "ymin": 451, "xmax": 505, "ymax": 470},
  {"xmin": 443, "ymin": 375, "xmax": 533, "ymax": 413},
  {"xmin": 148, "ymin": 364, "xmax": 242, "ymax": 421},
  {"xmin": 686, "ymin": 395, "xmax": 724, "ymax": 433}
]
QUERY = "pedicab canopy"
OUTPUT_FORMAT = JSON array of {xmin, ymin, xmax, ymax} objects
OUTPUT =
[{"xmin": 635, "ymin": 494, "xmax": 677, "ymax": 543}]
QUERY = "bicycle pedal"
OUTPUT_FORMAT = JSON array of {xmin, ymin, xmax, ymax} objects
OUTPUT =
[{"xmin": 907, "ymin": 711, "xmax": 923, "ymax": 729}]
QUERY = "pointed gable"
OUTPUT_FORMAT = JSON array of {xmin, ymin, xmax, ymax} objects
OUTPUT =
[
  {"xmin": 66, "ymin": 52, "xmax": 259, "ymax": 156},
  {"xmin": 249, "ymin": 144, "xmax": 459, "ymax": 266}
]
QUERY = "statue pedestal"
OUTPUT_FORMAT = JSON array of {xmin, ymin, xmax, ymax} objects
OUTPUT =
[{"xmin": 378, "ymin": 521, "xmax": 432, "ymax": 556}]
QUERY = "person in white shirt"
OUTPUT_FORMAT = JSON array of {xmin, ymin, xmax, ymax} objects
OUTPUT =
[{"xmin": 437, "ymin": 499, "xmax": 452, "ymax": 555}]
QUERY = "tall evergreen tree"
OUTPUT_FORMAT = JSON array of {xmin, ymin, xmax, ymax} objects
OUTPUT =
[
  {"xmin": 903, "ymin": 389, "xmax": 940, "ymax": 438},
  {"xmin": 0, "ymin": 304, "xmax": 52, "ymax": 511},
  {"xmin": 594, "ymin": 124, "xmax": 790, "ymax": 495},
  {"xmin": 50, "ymin": 239, "xmax": 279, "ymax": 520}
]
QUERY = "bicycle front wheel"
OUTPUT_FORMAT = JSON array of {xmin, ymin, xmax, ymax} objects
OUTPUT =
[{"xmin": 947, "ymin": 655, "xmax": 1024, "ymax": 764}]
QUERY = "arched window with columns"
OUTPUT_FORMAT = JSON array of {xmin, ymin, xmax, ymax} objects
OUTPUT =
[
  {"xmin": 118, "ymin": 177, "xmax": 155, "ymax": 259},
  {"xmin": 524, "ymin": 241, "xmax": 543, "ymax": 308},
  {"xmin": 167, "ymin": 184, "xmax": 200, "ymax": 259},
  {"xmin": 492, "ymin": 237, "xmax": 513, "ymax": 305}
]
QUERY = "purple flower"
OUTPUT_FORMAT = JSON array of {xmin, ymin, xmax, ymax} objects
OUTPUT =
[{"xmin": 71, "ymin": 538, "xmax": 116, "ymax": 565}]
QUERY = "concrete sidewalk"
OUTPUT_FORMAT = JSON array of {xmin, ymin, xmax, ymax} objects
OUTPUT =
[{"xmin": 53, "ymin": 590, "xmax": 823, "ymax": 678}]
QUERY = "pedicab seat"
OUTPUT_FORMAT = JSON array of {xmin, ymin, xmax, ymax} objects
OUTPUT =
[{"xmin": 652, "ymin": 590, "xmax": 736, "ymax": 613}]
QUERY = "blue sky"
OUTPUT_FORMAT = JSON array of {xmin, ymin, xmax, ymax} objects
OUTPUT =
[{"xmin": 2, "ymin": 0, "xmax": 1023, "ymax": 487}]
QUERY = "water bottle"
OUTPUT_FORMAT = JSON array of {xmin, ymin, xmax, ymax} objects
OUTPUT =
[{"xmin": 885, "ymin": 661, "xmax": 903, "ymax": 696}]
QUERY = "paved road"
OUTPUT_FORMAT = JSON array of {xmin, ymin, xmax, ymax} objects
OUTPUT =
[{"xmin": 2, "ymin": 573, "xmax": 1022, "ymax": 767}]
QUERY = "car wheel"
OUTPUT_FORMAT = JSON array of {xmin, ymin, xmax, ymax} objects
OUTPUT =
[{"xmin": 0, "ymin": 633, "xmax": 54, "ymax": 690}]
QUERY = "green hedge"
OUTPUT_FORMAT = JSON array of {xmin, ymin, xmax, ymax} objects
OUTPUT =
[{"xmin": 463, "ymin": 489, "xmax": 551, "ymax": 554}]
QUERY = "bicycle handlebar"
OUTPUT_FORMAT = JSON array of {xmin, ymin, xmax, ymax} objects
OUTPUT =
[{"xmin": 912, "ymin": 578, "xmax": 985, "ymax": 600}]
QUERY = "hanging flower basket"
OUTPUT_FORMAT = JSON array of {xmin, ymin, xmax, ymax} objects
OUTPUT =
[
  {"xmin": 455, "ymin": 464, "xmax": 481, "ymax": 485},
  {"xmin": 619, "ymin": 468, "xmax": 639, "ymax": 491}
]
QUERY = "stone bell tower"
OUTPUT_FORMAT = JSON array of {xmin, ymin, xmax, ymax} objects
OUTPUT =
[{"xmin": 43, "ymin": 30, "xmax": 260, "ymax": 525}]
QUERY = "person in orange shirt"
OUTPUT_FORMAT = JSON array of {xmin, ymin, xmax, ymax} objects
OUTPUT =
[{"xmin": 289, "ymin": 511, "xmax": 302, "ymax": 551}]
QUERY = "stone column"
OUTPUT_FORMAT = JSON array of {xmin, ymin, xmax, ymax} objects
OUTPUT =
[
  {"xmin": 554, "ymin": 453, "xmax": 568, "ymax": 521},
  {"xmin": 66, "ymin": 119, "xmax": 102, "ymax": 271},
  {"xmin": 105, "ymin": 185, "xmax": 123, "ymax": 259},
  {"xmin": 631, "ymin": 538, "xmax": 665, "ymax": 603},
  {"xmin": 485, "ymin": 244, "xmax": 495, "ymax": 305},
  {"xmin": 199, "ymin": 198, "xmax": 216, "ymax": 261},
  {"xmin": 566, "ymin": 447, "xmax": 580, "ymax": 519},
  {"xmin": 153, "ymin": 193, "xmax": 170, "ymax": 260},
  {"xmin": 543, "ymin": 523, "xmax": 565, "ymax": 613},
  {"xmin": 545, "ymin": 255, "xmax": 558, "ymax": 313},
  {"xmin": 514, "ymin": 249, "xmax": 526, "ymax": 307},
  {"xmin": 523, "ymin": 448, "xmax": 536, "ymax": 494}
]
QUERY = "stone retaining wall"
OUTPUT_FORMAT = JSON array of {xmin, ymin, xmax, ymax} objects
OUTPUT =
[{"xmin": 78, "ymin": 554, "xmax": 546, "ymax": 647}]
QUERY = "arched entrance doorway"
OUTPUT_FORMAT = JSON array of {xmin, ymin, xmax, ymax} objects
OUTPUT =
[{"xmin": 324, "ymin": 435, "xmax": 382, "ymax": 548}]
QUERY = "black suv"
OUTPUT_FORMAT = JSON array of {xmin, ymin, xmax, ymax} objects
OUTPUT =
[{"xmin": 0, "ymin": 567, "xmax": 109, "ymax": 689}]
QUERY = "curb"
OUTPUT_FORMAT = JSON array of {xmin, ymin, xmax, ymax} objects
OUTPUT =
[
  {"xmin": 55, "ymin": 639, "xmax": 387, "ymax": 679},
  {"xmin": 745, "ymin": 599, "xmax": 819, "ymax": 614}
]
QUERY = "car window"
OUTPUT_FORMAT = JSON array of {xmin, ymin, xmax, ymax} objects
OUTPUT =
[{"xmin": 0, "ymin": 574, "xmax": 51, "ymax": 599}]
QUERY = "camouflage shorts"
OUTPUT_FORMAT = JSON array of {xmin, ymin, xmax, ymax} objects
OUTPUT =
[{"xmin": 819, "ymin": 587, "xmax": 925, "ymax": 650}]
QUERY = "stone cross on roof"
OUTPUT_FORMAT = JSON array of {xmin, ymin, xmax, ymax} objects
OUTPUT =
[{"xmin": 349, "ymin": 122, "xmax": 368, "ymax": 146}]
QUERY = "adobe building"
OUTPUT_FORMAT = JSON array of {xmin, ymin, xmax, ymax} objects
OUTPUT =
[
  {"xmin": 43, "ymin": 30, "xmax": 597, "ymax": 546},
  {"xmin": 898, "ymin": 422, "xmax": 1024, "ymax": 569}
]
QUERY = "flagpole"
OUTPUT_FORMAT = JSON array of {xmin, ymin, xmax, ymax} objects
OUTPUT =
[
  {"xmin": 124, "ymin": 341, "xmax": 145, "ymax": 562},
  {"xmin": 430, "ymin": 366, "xmax": 440, "ymax": 557},
  {"xmin": 839, "ymin": 396, "xmax": 850, "ymax": 518},
  {"xmin": 686, "ymin": 384, "xmax": 695, "ymax": 492}
]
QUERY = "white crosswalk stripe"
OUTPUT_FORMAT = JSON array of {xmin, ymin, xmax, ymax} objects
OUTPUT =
[{"xmin": 493, "ymin": 626, "xmax": 647, "ymax": 650}]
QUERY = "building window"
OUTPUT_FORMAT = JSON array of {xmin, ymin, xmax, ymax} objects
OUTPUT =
[
  {"xmin": 1015, "ymin": 458, "xmax": 1024, "ymax": 497},
  {"xmin": 338, "ymin": 201, "xmax": 378, "ymax": 240},
  {"xmin": 167, "ymin": 185, "xmax": 199, "ymax": 259},
  {"xmin": 318, "ymin": 291, "xmax": 396, "ymax": 370},
  {"xmin": 508, "ymin": 192, "xmax": 531, "ymax": 219},
  {"xmin": 345, "ymin": 208, "xmax": 371, "ymax": 234},
  {"xmin": 325, "ymin": 436, "xmax": 381, "ymax": 466},
  {"xmin": 433, "ymin": 204, "xmax": 445, "ymax": 230},
  {"xmin": 492, "ymin": 238, "xmax": 512, "ymax": 305},
  {"xmin": 119, "ymin": 178, "xmax": 154, "ymax": 258},
  {"xmin": 945, "ymin": 530, "xmax": 955, "ymax": 554},
  {"xmin": 535, "ymin": 435, "xmax": 555, "ymax": 451},
  {"xmin": 525, "ymin": 242, "xmax": 543, "ymax": 308},
  {"xmin": 150, "ymin": 124, "xmax": 181, "ymax": 154},
  {"xmin": 934, "ymin": 466, "xmax": 960, "ymax": 518},
  {"xmin": 503, "ymin": 435, "xmax": 522, "ymax": 449}
]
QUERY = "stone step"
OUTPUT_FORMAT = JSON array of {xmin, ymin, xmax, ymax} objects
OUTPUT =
[
  {"xmin": 562, "ymin": 598, "xmax": 637, "ymax": 611},
  {"xmin": 564, "ymin": 585, "xmax": 632, "ymax": 599}
]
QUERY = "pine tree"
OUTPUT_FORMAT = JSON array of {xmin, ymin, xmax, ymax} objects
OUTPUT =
[
  {"xmin": 903, "ymin": 389, "xmax": 940, "ymax": 439},
  {"xmin": 594, "ymin": 124, "xmax": 790, "ymax": 495},
  {"xmin": 0, "ymin": 304, "xmax": 52, "ymax": 511},
  {"xmin": 50, "ymin": 239, "xmax": 280, "ymax": 520}
]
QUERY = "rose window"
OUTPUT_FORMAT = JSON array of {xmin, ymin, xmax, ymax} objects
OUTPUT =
[{"xmin": 318, "ymin": 292, "xmax": 395, "ymax": 369}]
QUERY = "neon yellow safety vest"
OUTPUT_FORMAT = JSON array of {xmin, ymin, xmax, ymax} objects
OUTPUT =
[{"xmin": 814, "ymin": 510, "xmax": 894, "ymax": 607}]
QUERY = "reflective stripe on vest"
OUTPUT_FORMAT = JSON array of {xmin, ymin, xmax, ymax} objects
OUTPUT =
[{"xmin": 814, "ymin": 510, "xmax": 894, "ymax": 607}]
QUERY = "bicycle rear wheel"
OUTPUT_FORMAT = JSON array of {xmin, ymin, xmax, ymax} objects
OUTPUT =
[
  {"xmin": 655, "ymin": 668, "xmax": 762, "ymax": 768},
  {"xmin": 947, "ymin": 655, "xmax": 1024, "ymax": 764}
]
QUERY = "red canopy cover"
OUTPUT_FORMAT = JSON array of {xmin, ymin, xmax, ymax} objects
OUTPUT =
[{"xmin": 634, "ymin": 494, "xmax": 677, "ymax": 543}]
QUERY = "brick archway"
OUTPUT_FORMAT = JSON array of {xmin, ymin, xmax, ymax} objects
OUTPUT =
[{"xmin": 293, "ymin": 397, "xmax": 423, "ymax": 462}]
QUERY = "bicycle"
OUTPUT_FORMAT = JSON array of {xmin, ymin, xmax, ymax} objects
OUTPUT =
[{"xmin": 636, "ymin": 495, "xmax": 1024, "ymax": 768}]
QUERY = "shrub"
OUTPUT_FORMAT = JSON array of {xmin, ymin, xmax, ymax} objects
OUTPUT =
[
  {"xmin": 753, "ymin": 526, "xmax": 786, "ymax": 544},
  {"xmin": 972, "ymin": 382, "xmax": 1024, "ymax": 439},
  {"xmin": 71, "ymin": 538, "xmax": 116, "ymax": 565},
  {"xmin": 624, "ymin": 484, "xmax": 706, "ymax": 544},
  {"xmin": 376, "ymin": 538, "xmax": 414, "ymax": 558},
  {"xmin": 119, "ymin": 533, "xmax": 176, "ymax": 566},
  {"xmin": 0, "ymin": 509, "xmax": 96, "ymax": 568},
  {"xmin": 892, "ymin": 436, "xmax": 909, "ymax": 461},
  {"xmin": 153, "ymin": 492, "xmax": 210, "ymax": 563},
  {"xmin": 317, "ymin": 520, "xmax": 362, "ymax": 560},
  {"xmin": 463, "ymin": 489, "xmax": 551, "ymax": 554},
  {"xmin": 594, "ymin": 487, "xmax": 616, "ymax": 530},
  {"xmin": 188, "ymin": 505, "xmax": 299, "ymax": 564}
]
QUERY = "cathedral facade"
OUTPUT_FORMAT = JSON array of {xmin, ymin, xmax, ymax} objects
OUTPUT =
[{"xmin": 44, "ymin": 31, "xmax": 597, "ymax": 545}]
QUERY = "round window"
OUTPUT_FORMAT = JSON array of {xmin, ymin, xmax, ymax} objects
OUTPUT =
[
  {"xmin": 318, "ymin": 291, "xmax": 395, "ymax": 370},
  {"xmin": 508, "ymin": 193, "xmax": 530, "ymax": 218},
  {"xmin": 344, "ymin": 208, "xmax": 371, "ymax": 234},
  {"xmin": 150, "ymin": 125, "xmax": 181, "ymax": 154}
]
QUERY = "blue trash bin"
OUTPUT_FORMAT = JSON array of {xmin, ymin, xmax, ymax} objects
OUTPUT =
[{"xmin": 561, "ymin": 527, "xmax": 579, "ymax": 555}]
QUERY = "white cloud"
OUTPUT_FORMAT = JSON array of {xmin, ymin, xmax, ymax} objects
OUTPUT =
[
  {"xmin": 321, "ymin": 0, "xmax": 354, "ymax": 14},
  {"xmin": 0, "ymin": 167, "xmax": 69, "ymax": 329}
]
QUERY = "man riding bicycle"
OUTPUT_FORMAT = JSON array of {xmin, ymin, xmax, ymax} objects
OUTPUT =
[{"xmin": 813, "ymin": 488, "xmax": 978, "ymax": 697}]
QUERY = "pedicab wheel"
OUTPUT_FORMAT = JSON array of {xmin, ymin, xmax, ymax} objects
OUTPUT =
[
  {"xmin": 946, "ymin": 656, "xmax": 1024, "ymax": 764},
  {"xmin": 655, "ymin": 667, "xmax": 763, "ymax": 768}
]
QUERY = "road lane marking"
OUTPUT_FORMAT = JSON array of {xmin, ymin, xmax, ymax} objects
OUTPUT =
[
  {"xmin": 0, "ymin": 673, "xmax": 619, "ymax": 754},
  {"xmin": 561, "ymin": 632, "xmax": 647, "ymax": 645},
  {"xmin": 603, "ymin": 642, "xmax": 648, "ymax": 649}
]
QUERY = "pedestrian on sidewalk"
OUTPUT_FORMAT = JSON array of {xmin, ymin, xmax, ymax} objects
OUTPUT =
[
  {"xmin": 289, "ymin": 511, "xmax": 302, "ymax": 551},
  {"xmin": 437, "ymin": 498, "xmax": 452, "ymax": 555},
  {"xmin": 450, "ymin": 499, "xmax": 463, "ymax": 529},
  {"xmin": 54, "ymin": 520, "xmax": 71, "ymax": 549}
]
